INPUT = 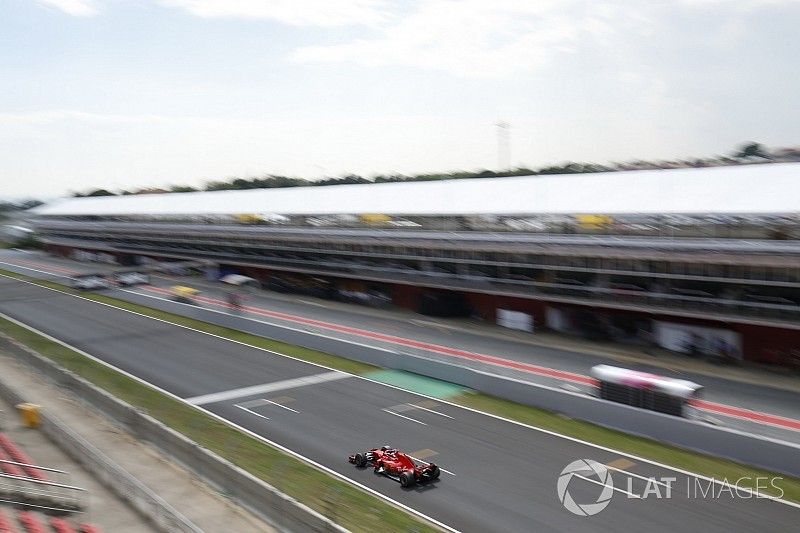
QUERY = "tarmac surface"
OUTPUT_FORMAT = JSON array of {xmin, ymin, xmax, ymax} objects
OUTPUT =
[
  {"xmin": 0, "ymin": 274, "xmax": 798, "ymax": 532},
  {"xmin": 1, "ymin": 251, "xmax": 798, "ymax": 444}
]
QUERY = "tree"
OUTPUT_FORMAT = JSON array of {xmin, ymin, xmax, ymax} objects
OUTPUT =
[
  {"xmin": 736, "ymin": 142, "xmax": 769, "ymax": 159},
  {"xmin": 0, "ymin": 202, "xmax": 14, "ymax": 221},
  {"xmin": 315, "ymin": 174, "xmax": 370, "ymax": 186},
  {"xmin": 18, "ymin": 199, "xmax": 44, "ymax": 210},
  {"xmin": 169, "ymin": 185, "xmax": 198, "ymax": 193},
  {"xmin": 65, "ymin": 141, "xmax": 788, "ymax": 196},
  {"xmin": 74, "ymin": 189, "xmax": 115, "ymax": 197},
  {"xmin": 86, "ymin": 189, "xmax": 116, "ymax": 196}
]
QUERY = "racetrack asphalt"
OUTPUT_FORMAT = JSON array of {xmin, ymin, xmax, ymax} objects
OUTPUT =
[
  {"xmin": 0, "ymin": 276, "xmax": 798, "ymax": 532},
  {"xmin": 2, "ymin": 251, "xmax": 799, "ymax": 444}
]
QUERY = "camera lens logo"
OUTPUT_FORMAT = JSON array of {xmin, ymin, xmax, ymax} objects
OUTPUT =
[{"xmin": 557, "ymin": 459, "xmax": 614, "ymax": 516}]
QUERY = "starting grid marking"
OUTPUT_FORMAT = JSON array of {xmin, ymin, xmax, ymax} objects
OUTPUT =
[
  {"xmin": 234, "ymin": 404, "xmax": 270, "ymax": 421},
  {"xmin": 387, "ymin": 401, "xmax": 453, "ymax": 418},
  {"xmin": 382, "ymin": 408, "xmax": 426, "ymax": 425},
  {"xmin": 238, "ymin": 397, "xmax": 300, "ymax": 413},
  {"xmin": 382, "ymin": 400, "xmax": 455, "ymax": 426},
  {"xmin": 186, "ymin": 371, "xmax": 349, "ymax": 405}
]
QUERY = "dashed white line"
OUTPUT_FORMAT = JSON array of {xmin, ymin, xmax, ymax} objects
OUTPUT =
[
  {"xmin": 381, "ymin": 409, "xmax": 427, "ymax": 426},
  {"xmin": 234, "ymin": 404, "xmax": 270, "ymax": 421},
  {"xmin": 407, "ymin": 455, "xmax": 456, "ymax": 476},
  {"xmin": 574, "ymin": 474, "xmax": 641, "ymax": 499},
  {"xmin": 298, "ymin": 299, "xmax": 330, "ymax": 308},
  {"xmin": 408, "ymin": 403, "xmax": 453, "ymax": 419},
  {"xmin": 263, "ymin": 399, "xmax": 299, "ymax": 413}
]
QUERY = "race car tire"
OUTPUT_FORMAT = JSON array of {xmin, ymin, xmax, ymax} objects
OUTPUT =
[
  {"xmin": 400, "ymin": 471, "xmax": 415, "ymax": 488},
  {"xmin": 430, "ymin": 466, "xmax": 440, "ymax": 479},
  {"xmin": 354, "ymin": 453, "xmax": 367, "ymax": 468}
]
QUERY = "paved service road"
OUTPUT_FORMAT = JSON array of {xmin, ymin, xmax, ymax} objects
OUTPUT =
[{"xmin": 1, "ymin": 276, "xmax": 797, "ymax": 532}]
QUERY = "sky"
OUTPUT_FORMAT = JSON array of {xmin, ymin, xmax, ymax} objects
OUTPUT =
[{"xmin": 0, "ymin": 0, "xmax": 798, "ymax": 198}]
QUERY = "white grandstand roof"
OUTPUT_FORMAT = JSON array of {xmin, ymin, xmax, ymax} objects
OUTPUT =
[{"xmin": 34, "ymin": 163, "xmax": 800, "ymax": 217}]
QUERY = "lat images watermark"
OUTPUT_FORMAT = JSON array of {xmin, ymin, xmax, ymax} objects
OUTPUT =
[
  {"xmin": 556, "ymin": 458, "xmax": 784, "ymax": 517},
  {"xmin": 557, "ymin": 459, "xmax": 614, "ymax": 516}
]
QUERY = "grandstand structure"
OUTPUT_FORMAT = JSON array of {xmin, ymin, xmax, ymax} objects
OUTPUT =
[
  {"xmin": 32, "ymin": 162, "xmax": 800, "ymax": 366},
  {"xmin": 0, "ymin": 429, "xmax": 97, "ymax": 533}
]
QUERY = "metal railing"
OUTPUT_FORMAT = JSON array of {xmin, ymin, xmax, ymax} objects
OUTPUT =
[
  {"xmin": 32, "ymin": 219, "xmax": 800, "ymax": 252},
  {"xmin": 39, "ymin": 409, "xmax": 204, "ymax": 533},
  {"xmin": 0, "ymin": 467, "xmax": 87, "ymax": 513}
]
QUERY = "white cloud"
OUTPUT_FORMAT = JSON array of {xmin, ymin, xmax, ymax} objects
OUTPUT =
[
  {"xmin": 291, "ymin": 0, "xmax": 800, "ymax": 77},
  {"xmin": 37, "ymin": 0, "xmax": 97, "ymax": 16},
  {"xmin": 679, "ymin": 0, "xmax": 800, "ymax": 5},
  {"xmin": 158, "ymin": 0, "xmax": 389, "ymax": 27},
  {"xmin": 291, "ymin": 0, "xmax": 631, "ymax": 78},
  {"xmin": 0, "ymin": 110, "xmax": 172, "ymax": 125}
]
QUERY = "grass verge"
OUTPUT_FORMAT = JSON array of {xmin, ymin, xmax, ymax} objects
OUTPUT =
[{"xmin": 2, "ymin": 266, "xmax": 799, "ymax": 508}]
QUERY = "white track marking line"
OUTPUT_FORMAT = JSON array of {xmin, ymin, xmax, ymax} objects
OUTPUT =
[
  {"xmin": 0, "ymin": 262, "xmax": 71, "ymax": 279},
  {"xmin": 407, "ymin": 403, "xmax": 453, "ymax": 419},
  {"xmin": 263, "ymin": 399, "xmax": 299, "ymax": 413},
  {"xmin": 406, "ymin": 455, "xmax": 456, "ymax": 476},
  {"xmin": 186, "ymin": 371, "xmax": 348, "ymax": 405},
  {"xmin": 381, "ymin": 409, "xmax": 427, "ymax": 426},
  {"xmin": 2, "ymin": 274, "xmax": 799, "ymax": 513},
  {"xmin": 298, "ymin": 299, "xmax": 329, "ymax": 308},
  {"xmin": 606, "ymin": 465, "xmax": 673, "ymax": 489},
  {"xmin": 235, "ymin": 404, "xmax": 270, "ymax": 421},
  {"xmin": 574, "ymin": 474, "xmax": 641, "ymax": 499}
]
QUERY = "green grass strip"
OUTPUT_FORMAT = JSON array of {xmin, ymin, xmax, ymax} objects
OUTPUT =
[{"xmin": 2, "ymin": 267, "xmax": 799, "ymax": 508}]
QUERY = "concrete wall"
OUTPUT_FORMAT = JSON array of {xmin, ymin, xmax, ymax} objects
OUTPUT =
[
  {"xmin": 0, "ymin": 335, "xmax": 348, "ymax": 533},
  {"xmin": 0, "ymin": 342, "xmax": 201, "ymax": 532},
  {"xmin": 109, "ymin": 291, "xmax": 800, "ymax": 478}
]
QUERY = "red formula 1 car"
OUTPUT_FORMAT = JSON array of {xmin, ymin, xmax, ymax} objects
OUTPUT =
[{"xmin": 348, "ymin": 446, "xmax": 441, "ymax": 487}]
